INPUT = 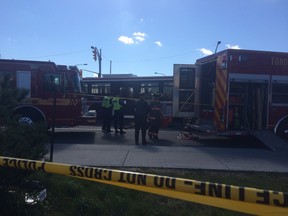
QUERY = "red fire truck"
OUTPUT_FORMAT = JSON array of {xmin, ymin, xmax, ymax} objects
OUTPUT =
[
  {"xmin": 174, "ymin": 49, "xmax": 288, "ymax": 141},
  {"xmin": 0, "ymin": 59, "xmax": 96, "ymax": 127}
]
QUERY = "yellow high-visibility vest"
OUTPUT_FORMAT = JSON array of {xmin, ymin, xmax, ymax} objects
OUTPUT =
[{"xmin": 112, "ymin": 97, "xmax": 121, "ymax": 110}]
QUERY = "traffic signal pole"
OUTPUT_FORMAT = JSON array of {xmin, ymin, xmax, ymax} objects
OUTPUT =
[{"xmin": 91, "ymin": 46, "xmax": 102, "ymax": 77}]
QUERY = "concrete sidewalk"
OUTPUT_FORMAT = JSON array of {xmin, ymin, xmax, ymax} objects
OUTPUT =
[{"xmin": 51, "ymin": 127, "xmax": 288, "ymax": 173}]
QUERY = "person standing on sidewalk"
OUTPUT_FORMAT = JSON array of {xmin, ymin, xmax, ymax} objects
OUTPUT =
[
  {"xmin": 101, "ymin": 94, "xmax": 113, "ymax": 133},
  {"xmin": 112, "ymin": 94, "xmax": 126, "ymax": 134},
  {"xmin": 134, "ymin": 92, "xmax": 150, "ymax": 145},
  {"xmin": 148, "ymin": 92, "xmax": 163, "ymax": 140}
]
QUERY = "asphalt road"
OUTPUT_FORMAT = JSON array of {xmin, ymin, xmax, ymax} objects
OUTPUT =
[
  {"xmin": 47, "ymin": 126, "xmax": 288, "ymax": 172},
  {"xmin": 53, "ymin": 126, "xmax": 268, "ymax": 149}
]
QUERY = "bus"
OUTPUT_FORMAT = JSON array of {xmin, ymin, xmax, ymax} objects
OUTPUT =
[
  {"xmin": 0, "ymin": 59, "xmax": 96, "ymax": 127},
  {"xmin": 82, "ymin": 74, "xmax": 174, "ymax": 126}
]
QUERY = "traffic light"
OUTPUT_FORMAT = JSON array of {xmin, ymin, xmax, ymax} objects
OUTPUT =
[{"xmin": 92, "ymin": 48, "xmax": 97, "ymax": 61}]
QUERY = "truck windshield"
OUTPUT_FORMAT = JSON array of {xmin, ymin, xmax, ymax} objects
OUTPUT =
[{"xmin": 70, "ymin": 72, "xmax": 82, "ymax": 93}]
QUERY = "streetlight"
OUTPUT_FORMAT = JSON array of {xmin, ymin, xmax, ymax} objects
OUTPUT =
[
  {"xmin": 154, "ymin": 72, "xmax": 166, "ymax": 76},
  {"xmin": 75, "ymin": 63, "xmax": 88, "ymax": 66},
  {"xmin": 215, "ymin": 41, "xmax": 221, "ymax": 54},
  {"xmin": 91, "ymin": 46, "xmax": 102, "ymax": 77}
]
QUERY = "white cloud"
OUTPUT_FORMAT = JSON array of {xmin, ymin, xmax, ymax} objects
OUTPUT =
[
  {"xmin": 118, "ymin": 32, "xmax": 147, "ymax": 45},
  {"xmin": 118, "ymin": 36, "xmax": 135, "ymax": 44},
  {"xmin": 226, "ymin": 44, "xmax": 241, "ymax": 49},
  {"xmin": 133, "ymin": 32, "xmax": 147, "ymax": 43},
  {"xmin": 154, "ymin": 41, "xmax": 163, "ymax": 47},
  {"xmin": 133, "ymin": 32, "xmax": 146, "ymax": 37},
  {"xmin": 198, "ymin": 48, "xmax": 213, "ymax": 56}
]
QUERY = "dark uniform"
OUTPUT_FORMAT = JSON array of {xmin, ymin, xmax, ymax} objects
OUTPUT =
[
  {"xmin": 134, "ymin": 94, "xmax": 150, "ymax": 145},
  {"xmin": 148, "ymin": 93, "xmax": 162, "ymax": 140},
  {"xmin": 101, "ymin": 96, "xmax": 113, "ymax": 132}
]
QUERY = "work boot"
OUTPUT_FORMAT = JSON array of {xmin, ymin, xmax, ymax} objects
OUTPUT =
[
  {"xmin": 115, "ymin": 130, "xmax": 119, "ymax": 134},
  {"xmin": 120, "ymin": 130, "xmax": 126, "ymax": 134}
]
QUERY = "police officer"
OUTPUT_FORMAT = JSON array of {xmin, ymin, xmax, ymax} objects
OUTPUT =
[
  {"xmin": 101, "ymin": 95, "xmax": 113, "ymax": 132},
  {"xmin": 112, "ymin": 95, "xmax": 126, "ymax": 134},
  {"xmin": 148, "ymin": 92, "xmax": 163, "ymax": 140},
  {"xmin": 134, "ymin": 92, "xmax": 150, "ymax": 145}
]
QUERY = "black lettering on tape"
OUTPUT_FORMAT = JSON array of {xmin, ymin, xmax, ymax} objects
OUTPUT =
[
  {"xmin": 256, "ymin": 190, "xmax": 270, "ymax": 205},
  {"xmin": 93, "ymin": 168, "xmax": 112, "ymax": 181},
  {"xmin": 195, "ymin": 182, "xmax": 206, "ymax": 195},
  {"xmin": 118, "ymin": 172, "xmax": 126, "ymax": 183},
  {"xmin": 103, "ymin": 170, "xmax": 112, "ymax": 181},
  {"xmin": 70, "ymin": 166, "xmax": 77, "ymax": 176},
  {"xmin": 225, "ymin": 185, "xmax": 231, "ymax": 199},
  {"xmin": 118, "ymin": 173, "xmax": 147, "ymax": 186},
  {"xmin": 22, "ymin": 160, "xmax": 29, "ymax": 169},
  {"xmin": 28, "ymin": 162, "xmax": 37, "ymax": 170},
  {"xmin": 8, "ymin": 159, "xmax": 17, "ymax": 168},
  {"xmin": 94, "ymin": 169, "xmax": 102, "ymax": 179},
  {"xmin": 37, "ymin": 162, "xmax": 46, "ymax": 172},
  {"xmin": 208, "ymin": 183, "xmax": 222, "ymax": 198},
  {"xmin": 3, "ymin": 158, "xmax": 8, "ymax": 166},
  {"xmin": 70, "ymin": 166, "xmax": 112, "ymax": 181},
  {"xmin": 154, "ymin": 177, "xmax": 176, "ymax": 189},
  {"xmin": 77, "ymin": 166, "xmax": 85, "ymax": 177},
  {"xmin": 84, "ymin": 167, "xmax": 93, "ymax": 178},
  {"xmin": 273, "ymin": 192, "xmax": 288, "ymax": 207},
  {"xmin": 239, "ymin": 187, "xmax": 245, "ymax": 201},
  {"xmin": 3, "ymin": 158, "xmax": 46, "ymax": 172}
]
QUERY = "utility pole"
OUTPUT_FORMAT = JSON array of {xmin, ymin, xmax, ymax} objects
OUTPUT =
[
  {"xmin": 110, "ymin": 60, "xmax": 112, "ymax": 74},
  {"xmin": 91, "ymin": 46, "xmax": 102, "ymax": 77}
]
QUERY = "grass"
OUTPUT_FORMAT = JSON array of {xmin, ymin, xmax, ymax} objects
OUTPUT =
[{"xmin": 25, "ymin": 168, "xmax": 288, "ymax": 216}]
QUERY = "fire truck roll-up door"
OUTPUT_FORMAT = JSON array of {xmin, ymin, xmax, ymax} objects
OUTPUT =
[
  {"xmin": 173, "ymin": 64, "xmax": 197, "ymax": 119},
  {"xmin": 17, "ymin": 71, "xmax": 31, "ymax": 97},
  {"xmin": 228, "ymin": 73, "xmax": 269, "ymax": 131}
]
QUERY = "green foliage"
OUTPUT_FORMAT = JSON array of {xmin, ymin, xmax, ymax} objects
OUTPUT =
[
  {"xmin": 28, "ymin": 170, "xmax": 288, "ymax": 216},
  {"xmin": 0, "ymin": 75, "xmax": 48, "ymax": 215}
]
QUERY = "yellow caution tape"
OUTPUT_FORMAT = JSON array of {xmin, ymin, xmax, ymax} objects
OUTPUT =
[{"xmin": 0, "ymin": 156, "xmax": 287, "ymax": 215}]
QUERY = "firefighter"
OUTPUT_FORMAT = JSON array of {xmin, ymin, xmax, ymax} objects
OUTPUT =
[
  {"xmin": 134, "ymin": 92, "xmax": 150, "ymax": 145},
  {"xmin": 148, "ymin": 92, "xmax": 163, "ymax": 140},
  {"xmin": 101, "ymin": 95, "xmax": 113, "ymax": 132},
  {"xmin": 112, "ymin": 95, "xmax": 126, "ymax": 134}
]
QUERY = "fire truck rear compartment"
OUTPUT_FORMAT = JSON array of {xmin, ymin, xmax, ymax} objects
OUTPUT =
[{"xmin": 228, "ymin": 81, "xmax": 268, "ymax": 131}]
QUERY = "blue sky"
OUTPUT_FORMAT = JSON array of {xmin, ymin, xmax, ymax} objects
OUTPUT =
[{"xmin": 0, "ymin": 0, "xmax": 287, "ymax": 77}]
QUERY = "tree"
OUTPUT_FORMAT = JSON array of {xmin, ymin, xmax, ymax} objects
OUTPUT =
[{"xmin": 0, "ymin": 75, "xmax": 48, "ymax": 215}]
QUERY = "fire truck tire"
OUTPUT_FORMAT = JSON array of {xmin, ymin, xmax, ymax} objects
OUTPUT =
[
  {"xmin": 274, "ymin": 116, "xmax": 288, "ymax": 142},
  {"xmin": 14, "ymin": 107, "xmax": 46, "ymax": 126}
]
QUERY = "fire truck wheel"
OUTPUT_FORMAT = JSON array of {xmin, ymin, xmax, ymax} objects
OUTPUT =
[
  {"xmin": 275, "ymin": 116, "xmax": 288, "ymax": 142},
  {"xmin": 14, "ymin": 108, "xmax": 46, "ymax": 126},
  {"xmin": 19, "ymin": 116, "xmax": 33, "ymax": 125}
]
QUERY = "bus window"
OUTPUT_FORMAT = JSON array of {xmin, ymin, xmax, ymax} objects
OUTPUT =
[
  {"xmin": 163, "ymin": 81, "xmax": 173, "ymax": 101},
  {"xmin": 141, "ymin": 82, "xmax": 159, "ymax": 94},
  {"xmin": 120, "ymin": 87, "xmax": 133, "ymax": 98},
  {"xmin": 91, "ymin": 83, "xmax": 110, "ymax": 94}
]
